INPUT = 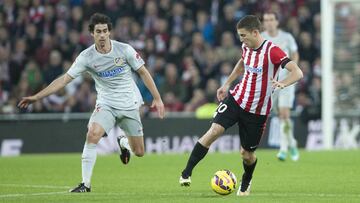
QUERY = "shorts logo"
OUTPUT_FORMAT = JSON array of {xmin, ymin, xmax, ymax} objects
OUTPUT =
[
  {"xmin": 114, "ymin": 57, "xmax": 125, "ymax": 67},
  {"xmin": 249, "ymin": 145, "xmax": 258, "ymax": 149}
]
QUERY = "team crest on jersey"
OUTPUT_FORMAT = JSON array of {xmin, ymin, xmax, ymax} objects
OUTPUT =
[{"xmin": 114, "ymin": 57, "xmax": 125, "ymax": 67}]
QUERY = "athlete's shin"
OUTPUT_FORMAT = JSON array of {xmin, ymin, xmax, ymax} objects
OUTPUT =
[
  {"xmin": 181, "ymin": 142, "xmax": 209, "ymax": 178},
  {"xmin": 81, "ymin": 142, "xmax": 97, "ymax": 187}
]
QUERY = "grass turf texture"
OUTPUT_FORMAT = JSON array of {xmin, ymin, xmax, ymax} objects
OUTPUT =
[{"xmin": 0, "ymin": 150, "xmax": 359, "ymax": 203}]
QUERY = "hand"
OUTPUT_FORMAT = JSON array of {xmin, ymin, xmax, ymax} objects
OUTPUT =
[
  {"xmin": 270, "ymin": 78, "xmax": 285, "ymax": 89},
  {"xmin": 17, "ymin": 95, "xmax": 38, "ymax": 109},
  {"xmin": 216, "ymin": 85, "xmax": 229, "ymax": 102},
  {"xmin": 151, "ymin": 98, "xmax": 165, "ymax": 119}
]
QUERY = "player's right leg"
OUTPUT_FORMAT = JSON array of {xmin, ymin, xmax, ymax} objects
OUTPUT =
[
  {"xmin": 180, "ymin": 96, "xmax": 239, "ymax": 187},
  {"xmin": 70, "ymin": 105, "xmax": 115, "ymax": 193},
  {"xmin": 180, "ymin": 123, "xmax": 225, "ymax": 186},
  {"xmin": 70, "ymin": 122, "xmax": 106, "ymax": 193}
]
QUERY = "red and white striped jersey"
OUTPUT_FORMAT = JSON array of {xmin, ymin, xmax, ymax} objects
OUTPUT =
[{"xmin": 230, "ymin": 40, "xmax": 288, "ymax": 115}]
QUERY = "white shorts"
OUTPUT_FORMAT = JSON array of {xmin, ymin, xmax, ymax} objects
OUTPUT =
[
  {"xmin": 274, "ymin": 68, "xmax": 296, "ymax": 108},
  {"xmin": 88, "ymin": 104, "xmax": 143, "ymax": 136},
  {"xmin": 276, "ymin": 84, "xmax": 295, "ymax": 108}
]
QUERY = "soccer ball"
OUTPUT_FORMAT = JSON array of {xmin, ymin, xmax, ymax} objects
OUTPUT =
[{"xmin": 210, "ymin": 170, "xmax": 237, "ymax": 195}]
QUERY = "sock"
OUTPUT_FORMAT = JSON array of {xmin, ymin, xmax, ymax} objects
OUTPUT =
[
  {"xmin": 120, "ymin": 136, "xmax": 132, "ymax": 152},
  {"xmin": 181, "ymin": 142, "xmax": 209, "ymax": 178},
  {"xmin": 242, "ymin": 159, "xmax": 257, "ymax": 181},
  {"xmin": 81, "ymin": 143, "xmax": 97, "ymax": 188},
  {"xmin": 286, "ymin": 120, "xmax": 297, "ymax": 148},
  {"xmin": 279, "ymin": 119, "xmax": 288, "ymax": 152}
]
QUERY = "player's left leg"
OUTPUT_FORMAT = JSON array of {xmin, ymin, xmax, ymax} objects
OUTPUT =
[
  {"xmin": 278, "ymin": 85, "xmax": 299, "ymax": 161},
  {"xmin": 237, "ymin": 148, "xmax": 257, "ymax": 196},
  {"xmin": 236, "ymin": 110, "xmax": 267, "ymax": 196},
  {"xmin": 116, "ymin": 109, "xmax": 144, "ymax": 164}
]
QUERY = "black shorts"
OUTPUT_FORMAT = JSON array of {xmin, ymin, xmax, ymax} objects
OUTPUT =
[{"xmin": 213, "ymin": 96, "xmax": 268, "ymax": 152}]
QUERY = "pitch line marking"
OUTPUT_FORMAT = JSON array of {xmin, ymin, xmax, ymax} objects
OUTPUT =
[
  {"xmin": 0, "ymin": 183, "xmax": 70, "ymax": 189},
  {"xmin": 0, "ymin": 191, "xmax": 68, "ymax": 198}
]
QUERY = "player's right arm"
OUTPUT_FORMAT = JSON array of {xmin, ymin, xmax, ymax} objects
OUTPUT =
[
  {"xmin": 216, "ymin": 58, "xmax": 245, "ymax": 101},
  {"xmin": 18, "ymin": 74, "xmax": 74, "ymax": 109},
  {"xmin": 18, "ymin": 52, "xmax": 87, "ymax": 109}
]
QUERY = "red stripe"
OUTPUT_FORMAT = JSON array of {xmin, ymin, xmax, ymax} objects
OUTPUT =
[
  {"xmin": 237, "ymin": 71, "xmax": 249, "ymax": 105},
  {"xmin": 246, "ymin": 50, "xmax": 253, "ymax": 66},
  {"xmin": 230, "ymin": 83, "xmax": 240, "ymax": 96},
  {"xmin": 245, "ymin": 50, "xmax": 261, "ymax": 111},
  {"xmin": 255, "ymin": 42, "xmax": 271, "ymax": 114},
  {"xmin": 240, "ymin": 49, "xmax": 253, "ymax": 106},
  {"xmin": 266, "ymin": 96, "xmax": 272, "ymax": 115},
  {"xmin": 273, "ymin": 64, "xmax": 280, "ymax": 78}
]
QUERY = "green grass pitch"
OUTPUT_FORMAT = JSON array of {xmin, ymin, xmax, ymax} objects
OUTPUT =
[{"xmin": 0, "ymin": 150, "xmax": 359, "ymax": 203}]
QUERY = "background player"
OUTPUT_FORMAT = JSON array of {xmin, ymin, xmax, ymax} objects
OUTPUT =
[
  {"xmin": 179, "ymin": 15, "xmax": 303, "ymax": 196},
  {"xmin": 18, "ymin": 13, "xmax": 165, "ymax": 192},
  {"xmin": 262, "ymin": 12, "xmax": 300, "ymax": 161}
]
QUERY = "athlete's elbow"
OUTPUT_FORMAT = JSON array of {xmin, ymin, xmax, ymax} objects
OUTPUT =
[{"xmin": 297, "ymin": 68, "xmax": 303, "ymax": 80}]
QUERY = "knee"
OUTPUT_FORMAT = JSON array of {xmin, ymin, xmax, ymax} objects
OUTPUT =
[
  {"xmin": 209, "ymin": 125, "xmax": 223, "ymax": 136},
  {"xmin": 279, "ymin": 109, "xmax": 290, "ymax": 119},
  {"xmin": 240, "ymin": 149, "xmax": 256, "ymax": 164},
  {"xmin": 86, "ymin": 128, "xmax": 103, "ymax": 144},
  {"xmin": 133, "ymin": 147, "xmax": 145, "ymax": 157}
]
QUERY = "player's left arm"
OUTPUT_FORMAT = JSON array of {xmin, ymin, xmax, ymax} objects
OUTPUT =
[
  {"xmin": 137, "ymin": 66, "xmax": 165, "ymax": 118},
  {"xmin": 270, "ymin": 45, "xmax": 303, "ymax": 89},
  {"xmin": 275, "ymin": 61, "xmax": 303, "ymax": 89},
  {"xmin": 290, "ymin": 51, "xmax": 299, "ymax": 64}
]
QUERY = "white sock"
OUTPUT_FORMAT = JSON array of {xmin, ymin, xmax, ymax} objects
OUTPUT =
[
  {"xmin": 120, "ymin": 136, "xmax": 132, "ymax": 152},
  {"xmin": 279, "ymin": 119, "xmax": 288, "ymax": 152},
  {"xmin": 287, "ymin": 120, "xmax": 297, "ymax": 148},
  {"xmin": 82, "ymin": 143, "xmax": 97, "ymax": 188}
]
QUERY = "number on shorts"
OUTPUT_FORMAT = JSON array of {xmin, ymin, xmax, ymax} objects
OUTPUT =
[{"xmin": 213, "ymin": 102, "xmax": 228, "ymax": 118}]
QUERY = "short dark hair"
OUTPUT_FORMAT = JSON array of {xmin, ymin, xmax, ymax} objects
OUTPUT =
[
  {"xmin": 263, "ymin": 11, "xmax": 279, "ymax": 21},
  {"xmin": 88, "ymin": 13, "xmax": 112, "ymax": 33},
  {"xmin": 236, "ymin": 15, "xmax": 262, "ymax": 31}
]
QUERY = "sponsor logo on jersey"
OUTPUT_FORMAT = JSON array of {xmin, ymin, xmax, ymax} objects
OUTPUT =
[
  {"xmin": 245, "ymin": 65, "xmax": 263, "ymax": 74},
  {"xmin": 97, "ymin": 67, "xmax": 125, "ymax": 78}
]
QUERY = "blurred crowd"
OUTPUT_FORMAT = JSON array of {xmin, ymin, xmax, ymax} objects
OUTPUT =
[
  {"xmin": 0, "ymin": 0, "xmax": 324, "ymax": 119},
  {"xmin": 333, "ymin": 3, "xmax": 360, "ymax": 114}
]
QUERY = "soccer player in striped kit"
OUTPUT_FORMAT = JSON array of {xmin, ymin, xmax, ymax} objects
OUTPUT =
[
  {"xmin": 262, "ymin": 12, "xmax": 300, "ymax": 161},
  {"xmin": 179, "ymin": 15, "xmax": 303, "ymax": 196}
]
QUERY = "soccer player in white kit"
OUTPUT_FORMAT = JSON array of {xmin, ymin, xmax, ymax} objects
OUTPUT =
[
  {"xmin": 262, "ymin": 12, "xmax": 300, "ymax": 161},
  {"xmin": 18, "ymin": 13, "xmax": 165, "ymax": 192}
]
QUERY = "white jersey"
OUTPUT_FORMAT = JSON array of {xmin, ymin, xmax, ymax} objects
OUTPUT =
[
  {"xmin": 67, "ymin": 40, "xmax": 145, "ymax": 110},
  {"xmin": 261, "ymin": 30, "xmax": 298, "ymax": 80}
]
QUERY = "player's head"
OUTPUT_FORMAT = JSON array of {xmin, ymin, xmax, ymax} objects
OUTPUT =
[
  {"xmin": 236, "ymin": 15, "xmax": 262, "ymax": 48},
  {"xmin": 263, "ymin": 12, "xmax": 279, "ymax": 32},
  {"xmin": 88, "ymin": 13, "xmax": 112, "ymax": 46}
]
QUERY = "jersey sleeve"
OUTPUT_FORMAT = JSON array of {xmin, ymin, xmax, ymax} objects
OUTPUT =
[
  {"xmin": 67, "ymin": 54, "xmax": 87, "ymax": 78},
  {"xmin": 270, "ymin": 46, "xmax": 290, "ymax": 68},
  {"xmin": 288, "ymin": 33, "xmax": 298, "ymax": 53},
  {"xmin": 125, "ymin": 44, "xmax": 145, "ymax": 71}
]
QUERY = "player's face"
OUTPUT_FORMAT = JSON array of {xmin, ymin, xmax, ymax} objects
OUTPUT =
[
  {"xmin": 263, "ymin": 14, "xmax": 279, "ymax": 32},
  {"xmin": 237, "ymin": 28, "xmax": 258, "ymax": 48},
  {"xmin": 91, "ymin": 24, "xmax": 110, "ymax": 46}
]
